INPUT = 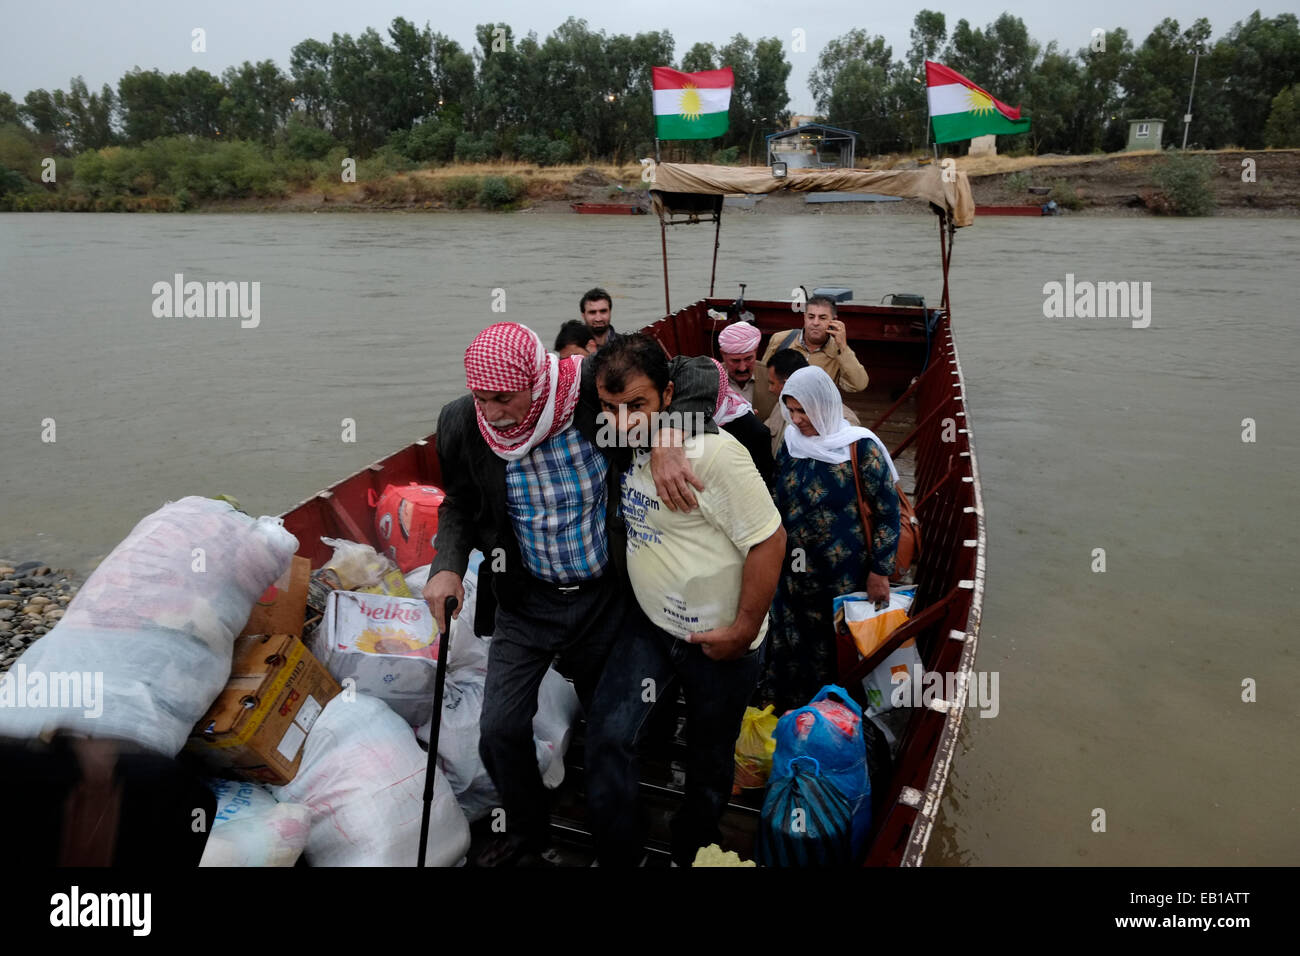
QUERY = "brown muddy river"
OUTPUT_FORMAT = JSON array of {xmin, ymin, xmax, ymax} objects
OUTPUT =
[{"xmin": 1, "ymin": 210, "xmax": 1296, "ymax": 864}]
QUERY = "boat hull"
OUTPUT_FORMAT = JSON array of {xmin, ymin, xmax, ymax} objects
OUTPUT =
[
  {"xmin": 976, "ymin": 204, "xmax": 1050, "ymax": 216},
  {"xmin": 570, "ymin": 202, "xmax": 646, "ymax": 215},
  {"xmin": 278, "ymin": 298, "xmax": 985, "ymax": 867}
]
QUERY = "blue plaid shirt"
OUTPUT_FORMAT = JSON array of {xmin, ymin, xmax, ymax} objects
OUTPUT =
[{"xmin": 505, "ymin": 424, "xmax": 609, "ymax": 583}]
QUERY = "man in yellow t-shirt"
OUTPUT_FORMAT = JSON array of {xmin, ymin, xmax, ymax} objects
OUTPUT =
[{"xmin": 585, "ymin": 333, "xmax": 786, "ymax": 868}]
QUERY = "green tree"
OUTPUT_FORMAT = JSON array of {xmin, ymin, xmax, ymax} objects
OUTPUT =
[
  {"xmin": 19, "ymin": 89, "xmax": 62, "ymax": 136},
  {"xmin": 289, "ymin": 38, "xmax": 332, "ymax": 126},
  {"xmin": 1210, "ymin": 12, "xmax": 1300, "ymax": 147},
  {"xmin": 680, "ymin": 43, "xmax": 718, "ymax": 73},
  {"xmin": 750, "ymin": 36, "xmax": 792, "ymax": 154},
  {"xmin": 471, "ymin": 23, "xmax": 526, "ymax": 140},
  {"xmin": 117, "ymin": 69, "xmax": 172, "ymax": 142},
  {"xmin": 1264, "ymin": 84, "xmax": 1300, "ymax": 146},
  {"xmin": 171, "ymin": 68, "xmax": 226, "ymax": 137},
  {"xmin": 1121, "ymin": 18, "xmax": 1203, "ymax": 146},
  {"xmin": 0, "ymin": 92, "xmax": 19, "ymax": 126},
  {"xmin": 1022, "ymin": 43, "xmax": 1081, "ymax": 153},
  {"xmin": 1076, "ymin": 29, "xmax": 1133, "ymax": 152},
  {"xmin": 220, "ymin": 60, "xmax": 289, "ymax": 143},
  {"xmin": 430, "ymin": 32, "xmax": 476, "ymax": 127},
  {"xmin": 386, "ymin": 17, "xmax": 437, "ymax": 131},
  {"xmin": 327, "ymin": 28, "xmax": 397, "ymax": 151},
  {"xmin": 810, "ymin": 29, "xmax": 892, "ymax": 114}
]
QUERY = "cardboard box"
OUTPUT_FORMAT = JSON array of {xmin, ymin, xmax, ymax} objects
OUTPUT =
[
  {"xmin": 316, "ymin": 590, "xmax": 440, "ymax": 726},
  {"xmin": 187, "ymin": 633, "xmax": 341, "ymax": 785},
  {"xmin": 241, "ymin": 555, "xmax": 311, "ymax": 638}
]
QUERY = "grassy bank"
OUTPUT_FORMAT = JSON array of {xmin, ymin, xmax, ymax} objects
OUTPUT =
[{"xmin": 3, "ymin": 122, "xmax": 1296, "ymax": 215}]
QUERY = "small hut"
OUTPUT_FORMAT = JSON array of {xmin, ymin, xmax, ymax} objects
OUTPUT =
[
  {"xmin": 1125, "ymin": 118, "xmax": 1165, "ymax": 151},
  {"xmin": 765, "ymin": 123, "xmax": 858, "ymax": 169}
]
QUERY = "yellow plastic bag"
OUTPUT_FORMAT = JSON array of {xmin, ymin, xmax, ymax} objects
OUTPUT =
[{"xmin": 733, "ymin": 705, "xmax": 779, "ymax": 790}]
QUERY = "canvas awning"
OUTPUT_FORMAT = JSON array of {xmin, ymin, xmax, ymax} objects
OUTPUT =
[{"xmin": 650, "ymin": 162, "xmax": 974, "ymax": 227}]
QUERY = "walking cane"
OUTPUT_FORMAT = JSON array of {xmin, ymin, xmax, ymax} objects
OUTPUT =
[{"xmin": 417, "ymin": 595, "xmax": 457, "ymax": 867}]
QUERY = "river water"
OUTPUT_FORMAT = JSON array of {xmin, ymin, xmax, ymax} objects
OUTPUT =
[{"xmin": 1, "ymin": 210, "xmax": 1297, "ymax": 865}]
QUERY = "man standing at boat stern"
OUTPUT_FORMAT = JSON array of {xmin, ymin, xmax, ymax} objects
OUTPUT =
[
  {"xmin": 584, "ymin": 334, "xmax": 786, "ymax": 867},
  {"xmin": 424, "ymin": 321, "xmax": 721, "ymax": 866},
  {"xmin": 761, "ymin": 295, "xmax": 870, "ymax": 393}
]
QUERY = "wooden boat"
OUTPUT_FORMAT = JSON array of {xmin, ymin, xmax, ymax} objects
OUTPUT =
[
  {"xmin": 281, "ymin": 161, "xmax": 985, "ymax": 867},
  {"xmin": 976, "ymin": 203, "xmax": 1058, "ymax": 216},
  {"xmin": 570, "ymin": 202, "xmax": 647, "ymax": 215}
]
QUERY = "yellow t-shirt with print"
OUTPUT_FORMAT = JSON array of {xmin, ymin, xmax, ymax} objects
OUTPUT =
[{"xmin": 620, "ymin": 430, "xmax": 782, "ymax": 650}]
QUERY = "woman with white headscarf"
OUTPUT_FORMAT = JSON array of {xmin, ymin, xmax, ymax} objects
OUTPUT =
[{"xmin": 757, "ymin": 365, "xmax": 901, "ymax": 714}]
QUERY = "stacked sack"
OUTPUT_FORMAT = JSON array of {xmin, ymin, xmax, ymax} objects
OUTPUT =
[
  {"xmin": 0, "ymin": 496, "xmax": 297, "ymax": 755},
  {"xmin": 272, "ymin": 693, "xmax": 470, "ymax": 867}
]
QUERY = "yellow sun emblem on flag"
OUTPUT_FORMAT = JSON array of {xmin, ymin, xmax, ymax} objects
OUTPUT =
[
  {"xmin": 678, "ymin": 84, "xmax": 703, "ymax": 120},
  {"xmin": 964, "ymin": 88, "xmax": 995, "ymax": 115}
]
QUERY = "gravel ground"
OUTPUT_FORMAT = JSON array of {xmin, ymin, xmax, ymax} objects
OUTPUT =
[{"xmin": 0, "ymin": 560, "xmax": 82, "ymax": 674}]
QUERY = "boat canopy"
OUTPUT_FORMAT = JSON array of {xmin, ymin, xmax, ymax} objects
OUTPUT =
[{"xmin": 650, "ymin": 162, "xmax": 975, "ymax": 227}]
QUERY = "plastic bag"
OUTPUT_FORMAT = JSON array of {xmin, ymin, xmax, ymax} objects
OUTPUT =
[
  {"xmin": 200, "ymin": 778, "xmax": 311, "ymax": 867},
  {"xmin": 372, "ymin": 484, "xmax": 444, "ymax": 573},
  {"xmin": 0, "ymin": 497, "xmax": 297, "ymax": 756},
  {"xmin": 756, "ymin": 756, "xmax": 854, "ymax": 867},
  {"xmin": 771, "ymin": 685, "xmax": 872, "ymax": 860},
  {"xmin": 833, "ymin": 586, "xmax": 915, "ymax": 658},
  {"xmin": 862, "ymin": 638, "xmax": 923, "ymax": 719},
  {"xmin": 417, "ymin": 675, "xmax": 498, "ymax": 822},
  {"xmin": 532, "ymin": 665, "xmax": 582, "ymax": 788},
  {"xmin": 320, "ymin": 536, "xmax": 411, "ymax": 597},
  {"xmin": 405, "ymin": 548, "xmax": 484, "ymax": 652},
  {"xmin": 733, "ymin": 705, "xmax": 779, "ymax": 790},
  {"xmin": 272, "ymin": 693, "xmax": 470, "ymax": 867},
  {"xmin": 415, "ymin": 664, "xmax": 579, "ymax": 815}
]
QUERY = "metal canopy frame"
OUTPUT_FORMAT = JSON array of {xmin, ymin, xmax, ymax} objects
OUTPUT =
[{"xmin": 651, "ymin": 170, "xmax": 956, "ymax": 318}]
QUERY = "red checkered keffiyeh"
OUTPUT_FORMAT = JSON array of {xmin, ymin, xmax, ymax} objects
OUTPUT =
[
  {"xmin": 708, "ymin": 357, "xmax": 753, "ymax": 426},
  {"xmin": 464, "ymin": 322, "xmax": 583, "ymax": 460}
]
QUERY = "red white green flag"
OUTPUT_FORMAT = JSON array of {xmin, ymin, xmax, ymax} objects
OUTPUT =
[
  {"xmin": 652, "ymin": 66, "xmax": 733, "ymax": 140},
  {"xmin": 925, "ymin": 60, "xmax": 1031, "ymax": 143}
]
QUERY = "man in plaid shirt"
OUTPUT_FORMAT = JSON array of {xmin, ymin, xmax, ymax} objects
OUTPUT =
[{"xmin": 426, "ymin": 321, "xmax": 722, "ymax": 866}]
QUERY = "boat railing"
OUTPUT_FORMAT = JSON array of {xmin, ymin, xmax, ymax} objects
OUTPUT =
[{"xmin": 859, "ymin": 315, "xmax": 984, "ymax": 865}]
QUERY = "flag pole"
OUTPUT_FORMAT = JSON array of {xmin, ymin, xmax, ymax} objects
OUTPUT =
[{"xmin": 655, "ymin": 137, "xmax": 661, "ymax": 163}]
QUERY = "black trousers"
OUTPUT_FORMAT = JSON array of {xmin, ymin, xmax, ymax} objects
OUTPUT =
[{"xmin": 477, "ymin": 575, "xmax": 627, "ymax": 850}]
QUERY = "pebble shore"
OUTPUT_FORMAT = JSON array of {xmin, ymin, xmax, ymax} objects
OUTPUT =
[{"xmin": 0, "ymin": 560, "xmax": 82, "ymax": 674}]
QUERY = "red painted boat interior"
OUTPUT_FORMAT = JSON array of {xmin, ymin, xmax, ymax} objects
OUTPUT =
[{"xmin": 279, "ymin": 297, "xmax": 981, "ymax": 866}]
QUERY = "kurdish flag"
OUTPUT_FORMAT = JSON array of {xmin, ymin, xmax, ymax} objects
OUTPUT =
[
  {"xmin": 925, "ymin": 60, "xmax": 1031, "ymax": 144},
  {"xmin": 652, "ymin": 66, "xmax": 733, "ymax": 140}
]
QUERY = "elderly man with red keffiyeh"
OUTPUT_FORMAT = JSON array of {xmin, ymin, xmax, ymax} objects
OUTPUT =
[{"xmin": 424, "ymin": 321, "xmax": 723, "ymax": 866}]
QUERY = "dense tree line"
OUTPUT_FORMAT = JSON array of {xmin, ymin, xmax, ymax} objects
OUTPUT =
[
  {"xmin": 1, "ymin": 8, "xmax": 1298, "ymax": 189},
  {"xmin": 810, "ymin": 10, "xmax": 1300, "ymax": 154}
]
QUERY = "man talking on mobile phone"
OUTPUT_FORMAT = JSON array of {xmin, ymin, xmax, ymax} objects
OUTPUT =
[{"xmin": 760, "ymin": 295, "xmax": 870, "ymax": 393}]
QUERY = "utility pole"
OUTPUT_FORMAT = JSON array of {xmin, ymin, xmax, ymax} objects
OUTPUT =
[{"xmin": 1181, "ymin": 42, "xmax": 1203, "ymax": 150}]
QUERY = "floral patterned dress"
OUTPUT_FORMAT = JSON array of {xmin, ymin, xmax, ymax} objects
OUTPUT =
[{"xmin": 758, "ymin": 436, "xmax": 900, "ymax": 714}]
